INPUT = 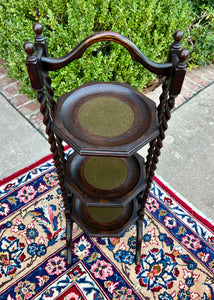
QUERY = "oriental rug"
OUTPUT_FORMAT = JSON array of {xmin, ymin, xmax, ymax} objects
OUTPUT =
[{"xmin": 0, "ymin": 152, "xmax": 214, "ymax": 300}]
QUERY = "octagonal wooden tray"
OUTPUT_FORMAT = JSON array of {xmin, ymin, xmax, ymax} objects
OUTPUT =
[
  {"xmin": 65, "ymin": 152, "xmax": 146, "ymax": 207},
  {"xmin": 53, "ymin": 82, "xmax": 159, "ymax": 156},
  {"xmin": 72, "ymin": 197, "xmax": 138, "ymax": 237}
]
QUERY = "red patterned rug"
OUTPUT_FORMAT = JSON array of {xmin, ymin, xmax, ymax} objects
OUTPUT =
[{"xmin": 0, "ymin": 151, "xmax": 214, "ymax": 300}]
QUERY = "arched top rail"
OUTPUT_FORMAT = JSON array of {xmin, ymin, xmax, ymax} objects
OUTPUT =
[{"xmin": 40, "ymin": 31, "xmax": 173, "ymax": 76}]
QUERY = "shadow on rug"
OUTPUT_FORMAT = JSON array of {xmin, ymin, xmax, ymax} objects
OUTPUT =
[{"xmin": 0, "ymin": 153, "xmax": 214, "ymax": 300}]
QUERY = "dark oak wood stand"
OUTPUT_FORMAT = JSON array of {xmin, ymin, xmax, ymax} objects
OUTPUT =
[{"xmin": 24, "ymin": 24, "xmax": 189, "ymax": 265}]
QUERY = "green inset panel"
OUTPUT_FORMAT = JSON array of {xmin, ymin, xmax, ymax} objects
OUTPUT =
[
  {"xmin": 84, "ymin": 157, "xmax": 128, "ymax": 190},
  {"xmin": 87, "ymin": 207, "xmax": 123, "ymax": 223},
  {"xmin": 78, "ymin": 97, "xmax": 134, "ymax": 137}
]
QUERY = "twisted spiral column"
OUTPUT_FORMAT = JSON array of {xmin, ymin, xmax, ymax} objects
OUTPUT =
[
  {"xmin": 44, "ymin": 72, "xmax": 66, "ymax": 169},
  {"xmin": 136, "ymin": 93, "xmax": 175, "ymax": 266},
  {"xmin": 144, "ymin": 76, "xmax": 170, "ymax": 177},
  {"xmin": 37, "ymin": 90, "xmax": 68, "ymax": 204},
  {"xmin": 143, "ymin": 95, "xmax": 175, "ymax": 203},
  {"xmin": 33, "ymin": 22, "xmax": 66, "ymax": 169},
  {"xmin": 32, "ymin": 23, "xmax": 73, "ymax": 263}
]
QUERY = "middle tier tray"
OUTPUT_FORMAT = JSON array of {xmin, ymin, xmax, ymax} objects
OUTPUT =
[{"xmin": 65, "ymin": 152, "xmax": 146, "ymax": 207}]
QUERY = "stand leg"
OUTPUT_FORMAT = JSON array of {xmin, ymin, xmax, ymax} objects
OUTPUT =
[
  {"xmin": 65, "ymin": 193, "xmax": 73, "ymax": 265},
  {"xmin": 66, "ymin": 218, "xmax": 73, "ymax": 264},
  {"xmin": 136, "ymin": 216, "xmax": 144, "ymax": 266}
]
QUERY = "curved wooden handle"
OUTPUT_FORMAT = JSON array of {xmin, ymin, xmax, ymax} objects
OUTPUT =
[{"xmin": 40, "ymin": 31, "xmax": 173, "ymax": 76}]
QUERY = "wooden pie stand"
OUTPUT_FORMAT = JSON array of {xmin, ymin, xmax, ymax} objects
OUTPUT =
[{"xmin": 24, "ymin": 24, "xmax": 189, "ymax": 265}]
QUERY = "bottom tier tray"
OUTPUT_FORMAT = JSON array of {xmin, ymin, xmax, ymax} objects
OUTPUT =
[
  {"xmin": 72, "ymin": 197, "xmax": 138, "ymax": 237},
  {"xmin": 65, "ymin": 153, "xmax": 146, "ymax": 207}
]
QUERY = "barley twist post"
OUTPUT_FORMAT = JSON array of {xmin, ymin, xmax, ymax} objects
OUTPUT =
[
  {"xmin": 24, "ymin": 41, "xmax": 73, "ymax": 264},
  {"xmin": 135, "ymin": 44, "xmax": 189, "ymax": 265},
  {"xmin": 33, "ymin": 23, "xmax": 66, "ymax": 169}
]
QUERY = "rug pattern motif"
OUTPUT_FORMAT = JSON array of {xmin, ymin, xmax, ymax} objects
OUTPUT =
[{"xmin": 0, "ymin": 156, "xmax": 214, "ymax": 299}]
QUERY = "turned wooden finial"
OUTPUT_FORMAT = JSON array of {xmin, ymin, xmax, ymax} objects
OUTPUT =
[
  {"xmin": 33, "ymin": 22, "xmax": 48, "ymax": 55},
  {"xmin": 33, "ymin": 23, "xmax": 43, "ymax": 35},
  {"xmin": 170, "ymin": 30, "xmax": 183, "ymax": 55},
  {"xmin": 178, "ymin": 48, "xmax": 190, "ymax": 63},
  {"xmin": 23, "ymin": 42, "xmax": 34, "ymax": 55},
  {"xmin": 173, "ymin": 30, "xmax": 183, "ymax": 43}
]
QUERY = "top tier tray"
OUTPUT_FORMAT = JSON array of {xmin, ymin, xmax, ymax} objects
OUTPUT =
[{"xmin": 53, "ymin": 82, "xmax": 159, "ymax": 156}]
